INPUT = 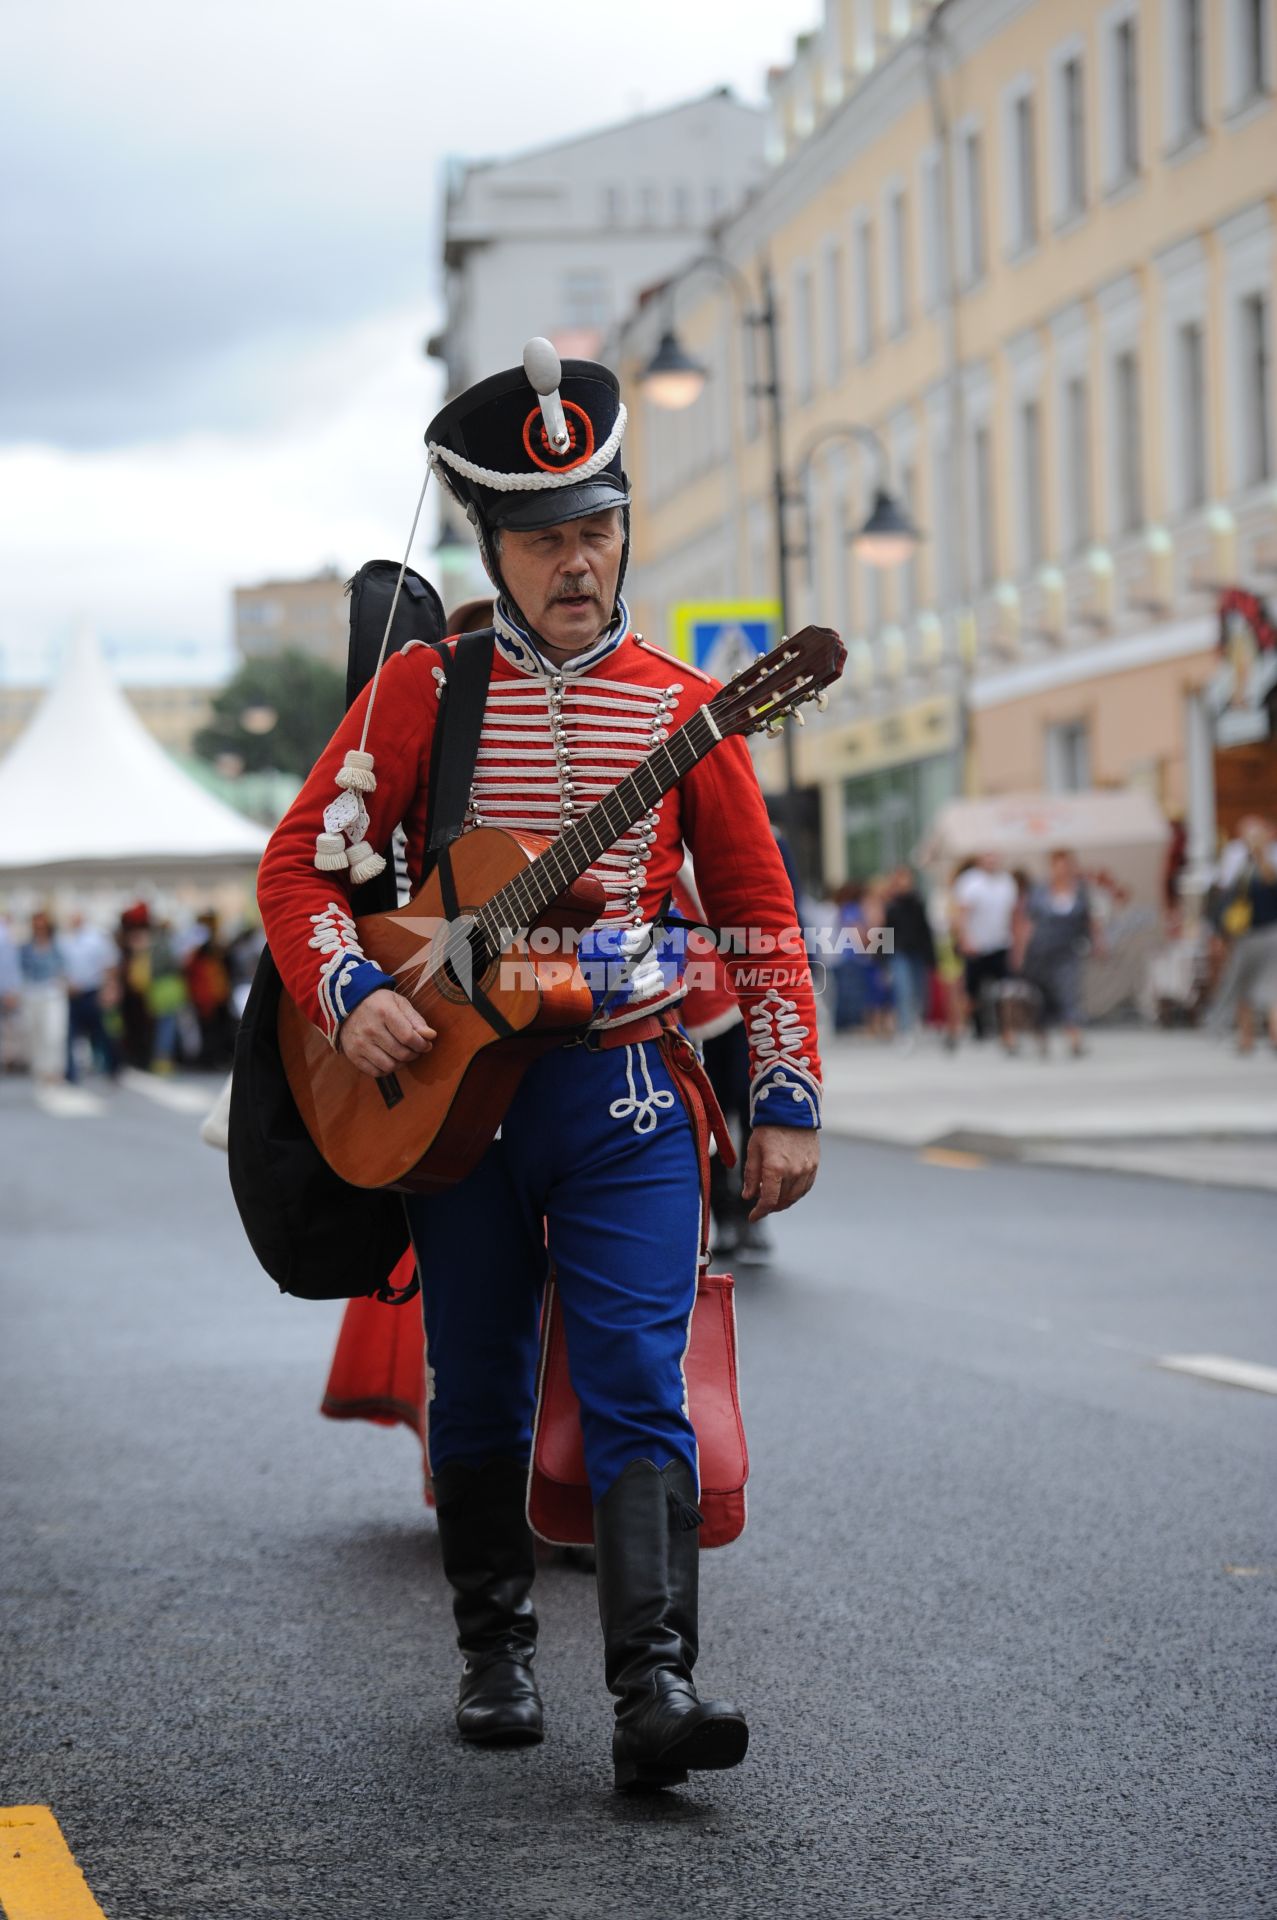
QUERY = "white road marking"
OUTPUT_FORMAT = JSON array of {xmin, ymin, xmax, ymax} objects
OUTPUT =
[
  {"xmin": 1156, "ymin": 1353, "xmax": 1277, "ymax": 1396},
  {"xmin": 33, "ymin": 1084, "xmax": 106, "ymax": 1119},
  {"xmin": 118, "ymin": 1067, "xmax": 217, "ymax": 1115}
]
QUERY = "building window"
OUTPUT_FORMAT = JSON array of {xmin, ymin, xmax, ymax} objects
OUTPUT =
[
  {"xmin": 793, "ymin": 265, "xmax": 815, "ymax": 404},
  {"xmin": 638, "ymin": 183, "xmax": 659, "ymax": 224},
  {"xmin": 671, "ymin": 183, "xmax": 692, "ymax": 226},
  {"xmin": 885, "ymin": 184, "xmax": 910, "ymax": 336},
  {"xmin": 957, "ymin": 126, "xmax": 986, "ymax": 286},
  {"xmin": 853, "ymin": 0, "xmax": 875, "ymax": 74},
  {"xmin": 1006, "ymin": 85, "xmax": 1039, "ymax": 255},
  {"xmin": 561, "ymin": 269, "xmax": 610, "ymax": 332},
  {"xmin": 1045, "ymin": 719, "xmax": 1092, "ymax": 792},
  {"xmin": 1169, "ymin": 0, "xmax": 1207, "ymax": 146},
  {"xmin": 919, "ymin": 149, "xmax": 943, "ymax": 311},
  {"xmin": 1178, "ymin": 320, "xmax": 1208, "ymax": 508},
  {"xmin": 1241, "ymin": 292, "xmax": 1272, "ymax": 485},
  {"xmin": 1019, "ymin": 397, "xmax": 1046, "ymax": 568},
  {"xmin": 823, "ymin": 241, "xmax": 845, "ymax": 386},
  {"xmin": 972, "ymin": 424, "xmax": 996, "ymax": 587},
  {"xmin": 853, "ymin": 214, "xmax": 876, "ymax": 360},
  {"xmin": 1227, "ymin": 0, "xmax": 1271, "ymax": 108},
  {"xmin": 602, "ymin": 185, "xmax": 623, "ymax": 225},
  {"xmin": 1064, "ymin": 374, "xmax": 1092, "ymax": 553},
  {"xmin": 706, "ymin": 182, "xmax": 725, "ymax": 218},
  {"xmin": 1055, "ymin": 51, "xmax": 1088, "ymax": 221},
  {"xmin": 1106, "ymin": 12, "xmax": 1136, "ymax": 183},
  {"xmin": 1113, "ymin": 349, "xmax": 1144, "ymax": 533}
]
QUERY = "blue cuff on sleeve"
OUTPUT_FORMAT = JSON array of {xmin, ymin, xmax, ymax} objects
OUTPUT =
[
  {"xmin": 749, "ymin": 1063, "xmax": 821, "ymax": 1130},
  {"xmin": 333, "ymin": 957, "xmax": 398, "ymax": 1023}
]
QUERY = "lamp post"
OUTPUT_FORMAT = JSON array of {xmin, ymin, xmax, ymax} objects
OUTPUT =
[{"xmin": 638, "ymin": 255, "xmax": 920, "ymax": 882}]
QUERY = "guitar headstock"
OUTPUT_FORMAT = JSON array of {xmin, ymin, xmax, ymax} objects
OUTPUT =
[{"xmin": 709, "ymin": 625, "xmax": 846, "ymax": 740}]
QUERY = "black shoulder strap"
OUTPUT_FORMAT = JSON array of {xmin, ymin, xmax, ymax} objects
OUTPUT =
[
  {"xmin": 425, "ymin": 630, "xmax": 494, "ymax": 858},
  {"xmin": 421, "ymin": 628, "xmax": 512, "ymax": 1039}
]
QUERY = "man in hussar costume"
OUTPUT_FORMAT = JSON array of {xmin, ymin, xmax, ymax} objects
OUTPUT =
[{"xmin": 257, "ymin": 346, "xmax": 823, "ymax": 1791}]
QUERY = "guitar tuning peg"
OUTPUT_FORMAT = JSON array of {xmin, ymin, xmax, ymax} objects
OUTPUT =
[
  {"xmin": 792, "ymin": 709, "xmax": 806, "ymax": 726},
  {"xmin": 815, "ymin": 690, "xmax": 829, "ymax": 711},
  {"xmin": 766, "ymin": 717, "xmax": 785, "ymax": 736}
]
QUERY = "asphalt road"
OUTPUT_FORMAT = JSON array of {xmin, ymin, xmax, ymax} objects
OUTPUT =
[{"xmin": 2, "ymin": 1071, "xmax": 1274, "ymax": 1920}]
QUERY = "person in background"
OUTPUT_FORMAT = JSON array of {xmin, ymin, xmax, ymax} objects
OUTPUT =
[
  {"xmin": 885, "ymin": 866, "xmax": 936, "ymax": 1051},
  {"xmin": 951, "ymin": 851, "xmax": 1017, "ymax": 1041},
  {"xmin": 934, "ymin": 861, "xmax": 973, "ymax": 1051},
  {"xmin": 147, "ymin": 921, "xmax": 188, "ymax": 1074},
  {"xmin": 860, "ymin": 876, "xmax": 895, "ymax": 1039},
  {"xmin": 118, "ymin": 903, "xmax": 155, "ymax": 1069},
  {"xmin": 0, "ymin": 914, "xmax": 22, "ymax": 1072},
  {"xmin": 1210, "ymin": 815, "xmax": 1277, "ymax": 1054},
  {"xmin": 226, "ymin": 920, "xmax": 266, "ymax": 1022},
  {"xmin": 1020, "ymin": 849, "xmax": 1100, "ymax": 1058},
  {"xmin": 445, "ymin": 596, "xmax": 496, "ymax": 635},
  {"xmin": 183, "ymin": 911, "xmax": 236, "ymax": 1068},
  {"xmin": 19, "ymin": 910, "xmax": 69, "ymax": 1086},
  {"xmin": 998, "ymin": 868, "xmax": 1039, "ymax": 1055},
  {"xmin": 670, "ymin": 869, "xmax": 770, "ymax": 1266},
  {"xmin": 61, "ymin": 911, "xmax": 119, "ymax": 1082}
]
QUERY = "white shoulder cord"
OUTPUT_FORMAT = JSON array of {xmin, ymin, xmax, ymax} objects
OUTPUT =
[{"xmin": 312, "ymin": 466, "xmax": 432, "ymax": 882}]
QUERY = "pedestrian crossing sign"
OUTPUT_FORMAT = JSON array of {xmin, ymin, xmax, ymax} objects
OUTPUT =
[{"xmin": 669, "ymin": 600, "xmax": 780, "ymax": 680}]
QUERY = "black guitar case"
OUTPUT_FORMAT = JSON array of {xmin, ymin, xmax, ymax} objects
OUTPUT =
[{"xmin": 227, "ymin": 564, "xmax": 492, "ymax": 1303}]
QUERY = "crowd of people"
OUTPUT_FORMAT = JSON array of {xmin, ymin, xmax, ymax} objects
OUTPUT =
[
  {"xmin": 0, "ymin": 902, "xmax": 264, "ymax": 1086},
  {"xmin": 822, "ymin": 817, "xmax": 1277, "ymax": 1057},
  {"xmin": 824, "ymin": 850, "xmax": 1107, "ymax": 1057},
  {"xmin": 4, "ymin": 819, "xmax": 1272, "ymax": 1090}
]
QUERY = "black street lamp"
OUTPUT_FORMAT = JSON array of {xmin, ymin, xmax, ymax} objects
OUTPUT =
[{"xmin": 638, "ymin": 257, "xmax": 921, "ymax": 880}]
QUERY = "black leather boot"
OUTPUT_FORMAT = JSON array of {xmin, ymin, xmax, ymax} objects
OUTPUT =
[
  {"xmin": 432, "ymin": 1459, "xmax": 543, "ymax": 1747},
  {"xmin": 594, "ymin": 1458, "xmax": 748, "ymax": 1791}
]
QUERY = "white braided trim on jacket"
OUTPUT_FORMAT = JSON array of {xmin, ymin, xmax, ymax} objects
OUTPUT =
[
  {"xmin": 748, "ymin": 985, "xmax": 821, "ymax": 1125},
  {"xmin": 308, "ymin": 901, "xmax": 367, "ymax": 1045},
  {"xmin": 427, "ymin": 405, "xmax": 627, "ymax": 492}
]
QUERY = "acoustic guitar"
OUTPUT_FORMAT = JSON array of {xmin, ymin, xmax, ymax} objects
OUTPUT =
[{"xmin": 280, "ymin": 624, "xmax": 845, "ymax": 1192}]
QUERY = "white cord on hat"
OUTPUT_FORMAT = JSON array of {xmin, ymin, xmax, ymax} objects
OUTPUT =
[{"xmin": 426, "ymin": 404, "xmax": 627, "ymax": 493}]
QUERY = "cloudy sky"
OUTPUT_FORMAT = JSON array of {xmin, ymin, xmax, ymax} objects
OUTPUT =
[{"xmin": 1, "ymin": 0, "xmax": 816, "ymax": 686}]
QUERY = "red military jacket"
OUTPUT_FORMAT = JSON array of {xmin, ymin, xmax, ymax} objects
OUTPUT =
[{"xmin": 257, "ymin": 605, "xmax": 821, "ymax": 1128}]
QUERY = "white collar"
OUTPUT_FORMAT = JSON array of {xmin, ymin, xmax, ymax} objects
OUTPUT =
[{"xmin": 493, "ymin": 597, "xmax": 629, "ymax": 677}]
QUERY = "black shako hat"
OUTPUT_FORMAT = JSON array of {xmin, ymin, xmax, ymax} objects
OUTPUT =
[{"xmin": 425, "ymin": 341, "xmax": 630, "ymax": 538}]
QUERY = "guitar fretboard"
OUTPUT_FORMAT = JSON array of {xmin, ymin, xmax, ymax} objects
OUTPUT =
[{"xmin": 471, "ymin": 702, "xmax": 721, "ymax": 958}]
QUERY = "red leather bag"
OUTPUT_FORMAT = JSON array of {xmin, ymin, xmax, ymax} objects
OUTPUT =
[{"xmin": 528, "ymin": 1268, "xmax": 748, "ymax": 1549}]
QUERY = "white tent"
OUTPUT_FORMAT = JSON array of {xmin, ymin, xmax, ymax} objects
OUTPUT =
[{"xmin": 0, "ymin": 625, "xmax": 266, "ymax": 885}]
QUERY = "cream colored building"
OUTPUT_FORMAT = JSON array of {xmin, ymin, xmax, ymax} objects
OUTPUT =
[
  {"xmin": 615, "ymin": 0, "xmax": 1277, "ymax": 889},
  {"xmin": 234, "ymin": 567, "xmax": 349, "ymax": 669}
]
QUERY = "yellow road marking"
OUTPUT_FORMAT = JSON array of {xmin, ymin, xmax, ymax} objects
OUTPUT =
[
  {"xmin": 919, "ymin": 1146, "xmax": 987, "ymax": 1171},
  {"xmin": 0, "ymin": 1806, "xmax": 108, "ymax": 1920}
]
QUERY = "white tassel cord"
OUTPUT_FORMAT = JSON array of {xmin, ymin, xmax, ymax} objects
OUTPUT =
[{"xmin": 313, "ymin": 463, "xmax": 432, "ymax": 878}]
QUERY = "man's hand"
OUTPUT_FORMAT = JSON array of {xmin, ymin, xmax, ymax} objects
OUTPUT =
[
  {"xmin": 741, "ymin": 1124, "xmax": 820, "ymax": 1222},
  {"xmin": 338, "ymin": 988, "xmax": 436, "ymax": 1077}
]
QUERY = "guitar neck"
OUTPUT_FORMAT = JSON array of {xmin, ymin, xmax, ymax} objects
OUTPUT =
[{"xmin": 475, "ymin": 703, "xmax": 722, "ymax": 949}]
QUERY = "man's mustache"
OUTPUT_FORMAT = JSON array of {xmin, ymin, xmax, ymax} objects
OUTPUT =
[{"xmin": 552, "ymin": 580, "xmax": 599, "ymax": 602}]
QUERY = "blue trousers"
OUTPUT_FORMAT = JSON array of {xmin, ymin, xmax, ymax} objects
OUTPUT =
[{"xmin": 404, "ymin": 1038, "xmax": 702, "ymax": 1504}]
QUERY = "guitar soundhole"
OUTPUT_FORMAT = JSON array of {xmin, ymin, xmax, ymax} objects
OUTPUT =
[{"xmin": 377, "ymin": 1072, "xmax": 404, "ymax": 1110}]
